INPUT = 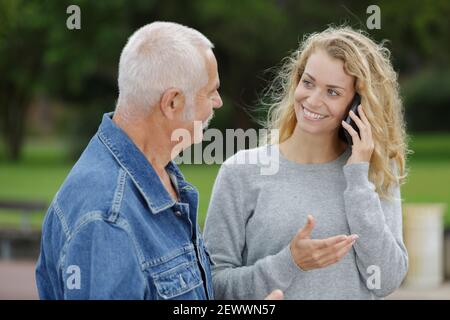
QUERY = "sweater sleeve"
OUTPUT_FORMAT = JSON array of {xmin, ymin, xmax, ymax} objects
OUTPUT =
[
  {"xmin": 343, "ymin": 161, "xmax": 408, "ymax": 297},
  {"xmin": 203, "ymin": 163, "xmax": 301, "ymax": 300}
]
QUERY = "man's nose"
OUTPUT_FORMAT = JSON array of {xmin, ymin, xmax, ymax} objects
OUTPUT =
[{"xmin": 214, "ymin": 94, "xmax": 223, "ymax": 109}]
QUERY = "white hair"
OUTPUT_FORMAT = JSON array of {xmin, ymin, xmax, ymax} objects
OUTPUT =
[{"xmin": 116, "ymin": 21, "xmax": 214, "ymax": 119}]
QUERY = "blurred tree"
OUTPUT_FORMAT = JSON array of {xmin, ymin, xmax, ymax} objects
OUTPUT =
[
  {"xmin": 193, "ymin": 0, "xmax": 290, "ymax": 130},
  {"xmin": 372, "ymin": 0, "xmax": 450, "ymax": 72},
  {"xmin": 41, "ymin": 0, "xmax": 292, "ymax": 157},
  {"xmin": 1, "ymin": 0, "xmax": 449, "ymax": 161},
  {"xmin": 402, "ymin": 69, "xmax": 450, "ymax": 132},
  {"xmin": 0, "ymin": 0, "xmax": 47, "ymax": 160},
  {"xmin": 41, "ymin": 0, "xmax": 145, "ymax": 158}
]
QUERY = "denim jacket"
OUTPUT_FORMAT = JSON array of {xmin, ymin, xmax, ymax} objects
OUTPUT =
[{"xmin": 35, "ymin": 113, "xmax": 214, "ymax": 300}]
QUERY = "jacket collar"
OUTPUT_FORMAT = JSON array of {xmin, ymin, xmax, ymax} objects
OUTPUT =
[{"xmin": 97, "ymin": 112, "xmax": 183, "ymax": 214}]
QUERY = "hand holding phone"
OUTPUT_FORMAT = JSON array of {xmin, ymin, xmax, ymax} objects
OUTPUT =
[{"xmin": 342, "ymin": 93, "xmax": 361, "ymax": 145}]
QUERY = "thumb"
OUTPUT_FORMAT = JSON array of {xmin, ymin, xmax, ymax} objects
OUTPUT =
[
  {"xmin": 264, "ymin": 289, "xmax": 284, "ymax": 300},
  {"xmin": 297, "ymin": 214, "xmax": 315, "ymax": 239}
]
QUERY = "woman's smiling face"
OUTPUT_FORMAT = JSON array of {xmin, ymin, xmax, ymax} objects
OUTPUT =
[{"xmin": 294, "ymin": 49, "xmax": 356, "ymax": 136}]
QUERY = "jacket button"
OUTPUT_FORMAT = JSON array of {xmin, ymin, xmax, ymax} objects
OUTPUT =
[{"xmin": 174, "ymin": 210, "xmax": 182, "ymax": 216}]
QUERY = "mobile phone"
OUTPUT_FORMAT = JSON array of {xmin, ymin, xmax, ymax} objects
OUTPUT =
[{"xmin": 342, "ymin": 93, "xmax": 361, "ymax": 145}]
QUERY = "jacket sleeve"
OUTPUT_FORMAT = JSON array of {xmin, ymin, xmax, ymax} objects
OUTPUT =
[{"xmin": 62, "ymin": 219, "xmax": 147, "ymax": 299}]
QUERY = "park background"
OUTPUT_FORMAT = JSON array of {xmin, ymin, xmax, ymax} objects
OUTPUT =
[{"xmin": 1, "ymin": 0, "xmax": 449, "ymax": 299}]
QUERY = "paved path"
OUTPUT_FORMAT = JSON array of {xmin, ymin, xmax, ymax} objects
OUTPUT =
[
  {"xmin": 0, "ymin": 260, "xmax": 38, "ymax": 300},
  {"xmin": 1, "ymin": 260, "xmax": 449, "ymax": 299},
  {"xmin": 386, "ymin": 283, "xmax": 450, "ymax": 300}
]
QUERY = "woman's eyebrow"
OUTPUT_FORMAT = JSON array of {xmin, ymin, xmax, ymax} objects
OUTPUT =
[{"xmin": 304, "ymin": 72, "xmax": 346, "ymax": 91}]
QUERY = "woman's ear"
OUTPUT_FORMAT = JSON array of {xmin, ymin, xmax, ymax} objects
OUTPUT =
[{"xmin": 160, "ymin": 88, "xmax": 186, "ymax": 120}]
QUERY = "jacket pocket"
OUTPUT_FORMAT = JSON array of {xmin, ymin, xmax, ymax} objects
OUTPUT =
[
  {"xmin": 152, "ymin": 261, "xmax": 203, "ymax": 299},
  {"xmin": 147, "ymin": 245, "xmax": 203, "ymax": 300}
]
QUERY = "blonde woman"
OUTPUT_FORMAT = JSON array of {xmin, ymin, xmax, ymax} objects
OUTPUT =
[{"xmin": 203, "ymin": 26, "xmax": 409, "ymax": 299}]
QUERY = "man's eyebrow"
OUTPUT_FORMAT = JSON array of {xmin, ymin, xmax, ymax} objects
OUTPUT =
[{"xmin": 304, "ymin": 72, "xmax": 346, "ymax": 91}]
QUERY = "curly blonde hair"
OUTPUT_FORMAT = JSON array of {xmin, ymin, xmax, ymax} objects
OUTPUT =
[{"xmin": 263, "ymin": 26, "xmax": 410, "ymax": 200}]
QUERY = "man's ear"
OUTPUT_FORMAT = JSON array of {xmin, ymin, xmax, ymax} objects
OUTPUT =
[{"xmin": 160, "ymin": 88, "xmax": 185, "ymax": 120}]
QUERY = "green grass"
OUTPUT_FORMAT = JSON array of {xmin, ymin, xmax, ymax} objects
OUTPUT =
[
  {"xmin": 407, "ymin": 133, "xmax": 450, "ymax": 162},
  {"xmin": 403, "ymin": 133, "xmax": 450, "ymax": 227},
  {"xmin": 403, "ymin": 160, "xmax": 450, "ymax": 226},
  {"xmin": 0, "ymin": 140, "xmax": 71, "ymax": 229},
  {"xmin": 0, "ymin": 133, "xmax": 449, "ymax": 229},
  {"xmin": 179, "ymin": 164, "xmax": 220, "ymax": 227},
  {"xmin": 0, "ymin": 140, "xmax": 220, "ymax": 229}
]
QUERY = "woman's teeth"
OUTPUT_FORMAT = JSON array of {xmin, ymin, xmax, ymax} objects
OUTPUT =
[{"xmin": 302, "ymin": 106, "xmax": 327, "ymax": 120}]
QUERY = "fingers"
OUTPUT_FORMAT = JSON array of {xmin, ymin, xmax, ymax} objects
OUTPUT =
[
  {"xmin": 321, "ymin": 234, "xmax": 358, "ymax": 256},
  {"xmin": 350, "ymin": 105, "xmax": 375, "ymax": 146},
  {"xmin": 341, "ymin": 120, "xmax": 361, "ymax": 144},
  {"xmin": 349, "ymin": 107, "xmax": 368, "ymax": 141},
  {"xmin": 315, "ymin": 234, "xmax": 349, "ymax": 249},
  {"xmin": 264, "ymin": 289, "xmax": 284, "ymax": 300},
  {"xmin": 357, "ymin": 106, "xmax": 374, "ymax": 147},
  {"xmin": 297, "ymin": 214, "xmax": 315, "ymax": 239},
  {"xmin": 357, "ymin": 105, "xmax": 372, "ymax": 133},
  {"xmin": 336, "ymin": 237, "xmax": 357, "ymax": 257},
  {"xmin": 312, "ymin": 234, "xmax": 358, "ymax": 268},
  {"xmin": 349, "ymin": 107, "xmax": 366, "ymax": 130},
  {"xmin": 320, "ymin": 238, "xmax": 356, "ymax": 268}
]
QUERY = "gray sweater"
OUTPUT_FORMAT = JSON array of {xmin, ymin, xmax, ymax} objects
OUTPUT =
[{"xmin": 203, "ymin": 144, "xmax": 408, "ymax": 300}]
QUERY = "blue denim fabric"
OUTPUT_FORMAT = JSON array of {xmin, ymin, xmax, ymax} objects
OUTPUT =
[{"xmin": 35, "ymin": 113, "xmax": 214, "ymax": 300}]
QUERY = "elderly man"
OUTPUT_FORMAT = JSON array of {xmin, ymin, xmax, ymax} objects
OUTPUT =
[{"xmin": 35, "ymin": 21, "xmax": 282, "ymax": 300}]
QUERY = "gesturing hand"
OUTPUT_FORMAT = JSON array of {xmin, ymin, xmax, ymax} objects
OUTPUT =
[{"xmin": 290, "ymin": 215, "xmax": 358, "ymax": 271}]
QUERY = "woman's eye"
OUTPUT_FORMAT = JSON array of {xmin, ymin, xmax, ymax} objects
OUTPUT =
[
  {"xmin": 328, "ymin": 89, "xmax": 339, "ymax": 96},
  {"xmin": 302, "ymin": 80, "xmax": 313, "ymax": 88}
]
